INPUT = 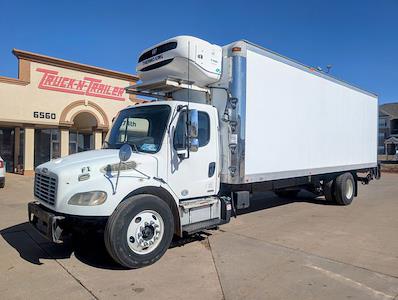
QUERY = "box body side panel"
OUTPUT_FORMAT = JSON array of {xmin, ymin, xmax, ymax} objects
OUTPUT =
[{"xmin": 243, "ymin": 49, "xmax": 378, "ymax": 182}]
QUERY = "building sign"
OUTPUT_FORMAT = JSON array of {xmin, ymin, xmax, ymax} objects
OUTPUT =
[{"xmin": 36, "ymin": 68, "xmax": 126, "ymax": 101}]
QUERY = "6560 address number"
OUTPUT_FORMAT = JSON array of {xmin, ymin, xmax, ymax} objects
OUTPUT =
[{"xmin": 33, "ymin": 111, "xmax": 56, "ymax": 119}]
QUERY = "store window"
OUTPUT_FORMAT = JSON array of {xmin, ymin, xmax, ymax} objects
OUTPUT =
[
  {"xmin": 34, "ymin": 129, "xmax": 60, "ymax": 167},
  {"xmin": 0, "ymin": 128, "xmax": 15, "ymax": 172},
  {"xmin": 378, "ymin": 118, "xmax": 387, "ymax": 128},
  {"xmin": 16, "ymin": 129, "xmax": 24, "ymax": 174}
]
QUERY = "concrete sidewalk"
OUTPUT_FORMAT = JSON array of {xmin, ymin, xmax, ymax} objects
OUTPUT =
[{"xmin": 1, "ymin": 173, "xmax": 397, "ymax": 299}]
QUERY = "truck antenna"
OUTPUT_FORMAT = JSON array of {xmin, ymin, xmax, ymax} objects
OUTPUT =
[{"xmin": 187, "ymin": 40, "xmax": 191, "ymax": 107}]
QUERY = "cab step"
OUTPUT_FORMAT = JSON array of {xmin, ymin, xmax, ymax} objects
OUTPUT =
[{"xmin": 182, "ymin": 218, "xmax": 221, "ymax": 235}]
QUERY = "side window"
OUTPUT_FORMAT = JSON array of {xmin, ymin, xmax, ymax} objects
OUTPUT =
[
  {"xmin": 173, "ymin": 111, "xmax": 210, "ymax": 150},
  {"xmin": 198, "ymin": 112, "xmax": 210, "ymax": 147}
]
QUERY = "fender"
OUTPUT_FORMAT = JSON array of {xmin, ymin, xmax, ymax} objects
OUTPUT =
[{"xmin": 122, "ymin": 186, "xmax": 182, "ymax": 237}]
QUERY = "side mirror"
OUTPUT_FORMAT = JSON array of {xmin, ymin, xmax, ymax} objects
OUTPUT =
[
  {"xmin": 119, "ymin": 143, "xmax": 132, "ymax": 162},
  {"xmin": 188, "ymin": 109, "xmax": 198, "ymax": 138},
  {"xmin": 189, "ymin": 138, "xmax": 199, "ymax": 152}
]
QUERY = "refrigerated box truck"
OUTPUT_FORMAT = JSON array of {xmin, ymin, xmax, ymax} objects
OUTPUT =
[{"xmin": 28, "ymin": 36, "xmax": 379, "ymax": 268}]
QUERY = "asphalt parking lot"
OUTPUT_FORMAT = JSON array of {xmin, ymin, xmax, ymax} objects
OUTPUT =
[{"xmin": 0, "ymin": 173, "xmax": 397, "ymax": 300}]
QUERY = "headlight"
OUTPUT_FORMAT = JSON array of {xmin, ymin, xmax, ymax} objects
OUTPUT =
[{"xmin": 68, "ymin": 191, "xmax": 107, "ymax": 206}]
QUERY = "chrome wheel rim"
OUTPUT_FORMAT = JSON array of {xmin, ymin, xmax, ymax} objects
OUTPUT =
[
  {"xmin": 126, "ymin": 210, "xmax": 164, "ymax": 255},
  {"xmin": 345, "ymin": 179, "xmax": 354, "ymax": 199}
]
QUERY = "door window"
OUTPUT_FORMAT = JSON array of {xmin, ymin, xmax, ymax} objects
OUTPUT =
[
  {"xmin": 197, "ymin": 112, "xmax": 210, "ymax": 147},
  {"xmin": 173, "ymin": 111, "xmax": 210, "ymax": 150}
]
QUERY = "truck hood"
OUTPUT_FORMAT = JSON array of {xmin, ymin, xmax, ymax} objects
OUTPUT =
[{"xmin": 36, "ymin": 149, "xmax": 159, "ymax": 179}]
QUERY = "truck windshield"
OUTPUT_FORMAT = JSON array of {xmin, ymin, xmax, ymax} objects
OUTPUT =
[{"xmin": 104, "ymin": 105, "xmax": 171, "ymax": 153}]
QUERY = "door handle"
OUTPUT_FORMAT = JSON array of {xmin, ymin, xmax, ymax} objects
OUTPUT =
[{"xmin": 208, "ymin": 162, "xmax": 216, "ymax": 177}]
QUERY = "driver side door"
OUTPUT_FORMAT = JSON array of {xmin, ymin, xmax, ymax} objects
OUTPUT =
[{"xmin": 167, "ymin": 106, "xmax": 219, "ymax": 200}]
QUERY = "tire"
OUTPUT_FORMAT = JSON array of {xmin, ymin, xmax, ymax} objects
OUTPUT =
[
  {"xmin": 0, "ymin": 178, "xmax": 4, "ymax": 188},
  {"xmin": 104, "ymin": 194, "xmax": 174, "ymax": 269},
  {"xmin": 323, "ymin": 178, "xmax": 335, "ymax": 202},
  {"xmin": 274, "ymin": 189, "xmax": 300, "ymax": 198},
  {"xmin": 334, "ymin": 173, "xmax": 356, "ymax": 206}
]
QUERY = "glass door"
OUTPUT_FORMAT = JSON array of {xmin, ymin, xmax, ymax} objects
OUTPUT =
[
  {"xmin": 69, "ymin": 131, "xmax": 94, "ymax": 154},
  {"xmin": 34, "ymin": 129, "xmax": 60, "ymax": 167}
]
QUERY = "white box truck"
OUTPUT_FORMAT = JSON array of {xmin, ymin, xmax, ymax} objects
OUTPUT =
[{"xmin": 28, "ymin": 36, "xmax": 380, "ymax": 268}]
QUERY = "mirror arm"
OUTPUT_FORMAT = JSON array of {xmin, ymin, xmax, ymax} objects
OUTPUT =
[
  {"xmin": 114, "ymin": 143, "xmax": 133, "ymax": 194},
  {"xmin": 113, "ymin": 160, "xmax": 122, "ymax": 195}
]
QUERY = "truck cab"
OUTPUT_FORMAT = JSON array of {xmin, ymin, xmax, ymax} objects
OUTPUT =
[{"xmin": 29, "ymin": 99, "xmax": 229, "ymax": 268}]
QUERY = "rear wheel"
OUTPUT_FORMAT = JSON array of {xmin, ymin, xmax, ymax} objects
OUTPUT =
[
  {"xmin": 334, "ymin": 173, "xmax": 356, "ymax": 206},
  {"xmin": 105, "ymin": 194, "xmax": 174, "ymax": 269}
]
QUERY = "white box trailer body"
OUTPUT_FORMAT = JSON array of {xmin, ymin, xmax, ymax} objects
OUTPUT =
[{"xmin": 216, "ymin": 41, "xmax": 378, "ymax": 185}]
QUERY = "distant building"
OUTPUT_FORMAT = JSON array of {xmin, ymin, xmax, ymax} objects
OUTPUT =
[
  {"xmin": 0, "ymin": 49, "xmax": 140, "ymax": 175},
  {"xmin": 378, "ymin": 103, "xmax": 398, "ymax": 155}
]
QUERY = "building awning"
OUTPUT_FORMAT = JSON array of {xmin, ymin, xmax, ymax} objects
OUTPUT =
[{"xmin": 384, "ymin": 136, "xmax": 398, "ymax": 145}]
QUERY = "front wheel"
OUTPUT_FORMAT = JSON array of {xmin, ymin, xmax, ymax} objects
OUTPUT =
[{"xmin": 104, "ymin": 194, "xmax": 174, "ymax": 269}]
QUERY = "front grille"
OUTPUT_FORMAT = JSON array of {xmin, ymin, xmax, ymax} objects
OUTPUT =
[
  {"xmin": 141, "ymin": 58, "xmax": 174, "ymax": 72},
  {"xmin": 138, "ymin": 41, "xmax": 177, "ymax": 62},
  {"xmin": 34, "ymin": 173, "xmax": 57, "ymax": 206}
]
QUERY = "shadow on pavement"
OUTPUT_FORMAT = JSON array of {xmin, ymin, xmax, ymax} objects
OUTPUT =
[
  {"xmin": 0, "ymin": 191, "xmax": 334, "ymax": 270},
  {"xmin": 238, "ymin": 191, "xmax": 336, "ymax": 216},
  {"xmin": 0, "ymin": 222, "xmax": 209, "ymax": 270}
]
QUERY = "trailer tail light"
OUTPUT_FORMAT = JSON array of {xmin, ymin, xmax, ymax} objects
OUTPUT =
[{"xmin": 0, "ymin": 161, "xmax": 3, "ymax": 168}]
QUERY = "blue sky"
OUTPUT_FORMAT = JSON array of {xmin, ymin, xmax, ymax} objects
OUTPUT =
[{"xmin": 0, "ymin": 0, "xmax": 397, "ymax": 103}]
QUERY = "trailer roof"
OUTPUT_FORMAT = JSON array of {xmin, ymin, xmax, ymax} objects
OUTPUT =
[{"xmin": 239, "ymin": 40, "xmax": 378, "ymax": 98}]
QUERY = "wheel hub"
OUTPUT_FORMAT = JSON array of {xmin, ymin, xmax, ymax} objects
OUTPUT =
[
  {"xmin": 126, "ymin": 210, "xmax": 164, "ymax": 255},
  {"xmin": 345, "ymin": 179, "xmax": 354, "ymax": 199},
  {"xmin": 142, "ymin": 225, "xmax": 155, "ymax": 240}
]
